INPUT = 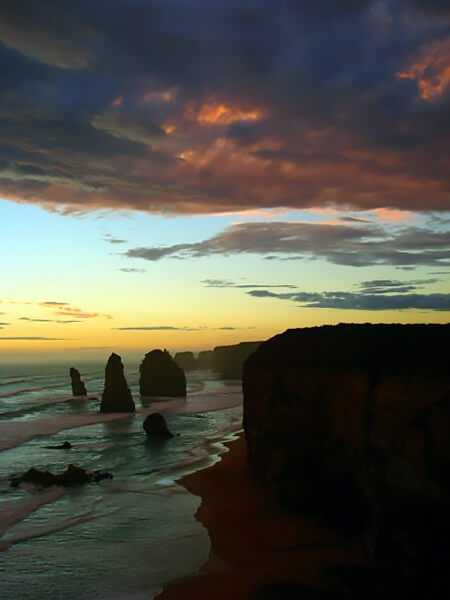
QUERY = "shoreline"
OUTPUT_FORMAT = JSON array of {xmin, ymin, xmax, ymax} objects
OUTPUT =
[{"xmin": 157, "ymin": 434, "xmax": 368, "ymax": 600}]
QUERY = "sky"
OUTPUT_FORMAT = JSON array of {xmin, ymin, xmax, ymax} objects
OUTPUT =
[{"xmin": 0, "ymin": 0, "xmax": 449, "ymax": 362}]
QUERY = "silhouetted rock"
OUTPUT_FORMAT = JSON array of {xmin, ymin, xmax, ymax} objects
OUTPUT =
[
  {"xmin": 139, "ymin": 349, "xmax": 186, "ymax": 397},
  {"xmin": 174, "ymin": 351, "xmax": 197, "ymax": 371},
  {"xmin": 143, "ymin": 413, "xmax": 174, "ymax": 438},
  {"xmin": 243, "ymin": 324, "xmax": 450, "ymax": 597},
  {"xmin": 100, "ymin": 353, "xmax": 135, "ymax": 413},
  {"xmin": 44, "ymin": 441, "xmax": 72, "ymax": 450},
  {"xmin": 70, "ymin": 367, "xmax": 87, "ymax": 396},
  {"xmin": 213, "ymin": 341, "xmax": 262, "ymax": 379},
  {"xmin": 197, "ymin": 350, "xmax": 213, "ymax": 369},
  {"xmin": 10, "ymin": 464, "xmax": 113, "ymax": 487}
]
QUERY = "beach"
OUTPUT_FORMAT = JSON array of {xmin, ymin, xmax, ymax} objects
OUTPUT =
[{"xmin": 158, "ymin": 435, "xmax": 367, "ymax": 600}]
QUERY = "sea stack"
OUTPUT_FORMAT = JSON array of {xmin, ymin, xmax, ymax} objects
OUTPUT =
[
  {"xmin": 100, "ymin": 353, "xmax": 135, "ymax": 413},
  {"xmin": 174, "ymin": 351, "xmax": 197, "ymax": 371},
  {"xmin": 139, "ymin": 349, "xmax": 186, "ymax": 397},
  {"xmin": 143, "ymin": 413, "xmax": 173, "ymax": 438},
  {"xmin": 70, "ymin": 367, "xmax": 87, "ymax": 396}
]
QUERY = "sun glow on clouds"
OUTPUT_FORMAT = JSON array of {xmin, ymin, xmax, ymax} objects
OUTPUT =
[
  {"xmin": 397, "ymin": 37, "xmax": 450, "ymax": 100},
  {"xmin": 193, "ymin": 102, "xmax": 263, "ymax": 125}
]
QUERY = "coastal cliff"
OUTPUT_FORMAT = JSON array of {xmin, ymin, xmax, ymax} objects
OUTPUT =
[
  {"xmin": 243, "ymin": 324, "xmax": 450, "ymax": 595},
  {"xmin": 213, "ymin": 341, "xmax": 262, "ymax": 379}
]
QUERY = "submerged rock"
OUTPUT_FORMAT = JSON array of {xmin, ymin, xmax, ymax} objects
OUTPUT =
[
  {"xmin": 139, "ymin": 349, "xmax": 186, "ymax": 397},
  {"xmin": 100, "ymin": 353, "xmax": 135, "ymax": 413},
  {"xmin": 44, "ymin": 441, "xmax": 72, "ymax": 450},
  {"xmin": 70, "ymin": 367, "xmax": 87, "ymax": 396},
  {"xmin": 143, "ymin": 413, "xmax": 174, "ymax": 438},
  {"xmin": 10, "ymin": 464, "xmax": 113, "ymax": 488}
]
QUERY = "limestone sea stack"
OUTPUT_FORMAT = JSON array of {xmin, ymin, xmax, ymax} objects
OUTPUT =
[
  {"xmin": 143, "ymin": 413, "xmax": 174, "ymax": 438},
  {"xmin": 174, "ymin": 351, "xmax": 197, "ymax": 371},
  {"xmin": 70, "ymin": 367, "xmax": 87, "ymax": 396},
  {"xmin": 139, "ymin": 349, "xmax": 186, "ymax": 397},
  {"xmin": 100, "ymin": 353, "xmax": 135, "ymax": 413}
]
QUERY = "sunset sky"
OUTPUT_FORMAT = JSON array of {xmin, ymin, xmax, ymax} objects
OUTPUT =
[{"xmin": 1, "ymin": 0, "xmax": 449, "ymax": 362}]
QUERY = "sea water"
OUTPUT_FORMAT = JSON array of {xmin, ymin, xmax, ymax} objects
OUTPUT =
[{"xmin": 0, "ymin": 362, "xmax": 243, "ymax": 599}]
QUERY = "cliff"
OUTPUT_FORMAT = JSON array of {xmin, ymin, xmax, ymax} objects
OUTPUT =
[
  {"xmin": 243, "ymin": 324, "xmax": 450, "ymax": 596},
  {"xmin": 100, "ymin": 353, "xmax": 135, "ymax": 413},
  {"xmin": 212, "ymin": 341, "xmax": 262, "ymax": 379},
  {"xmin": 139, "ymin": 349, "xmax": 186, "ymax": 397}
]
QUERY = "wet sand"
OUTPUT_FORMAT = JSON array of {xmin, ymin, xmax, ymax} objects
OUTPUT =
[{"xmin": 157, "ymin": 434, "xmax": 367, "ymax": 600}]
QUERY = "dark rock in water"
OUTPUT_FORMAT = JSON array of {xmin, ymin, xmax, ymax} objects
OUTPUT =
[
  {"xmin": 100, "ymin": 352, "xmax": 135, "ymax": 413},
  {"xmin": 70, "ymin": 367, "xmax": 87, "ymax": 396},
  {"xmin": 243, "ymin": 323, "xmax": 450, "ymax": 596},
  {"xmin": 174, "ymin": 351, "xmax": 197, "ymax": 371},
  {"xmin": 197, "ymin": 350, "xmax": 213, "ymax": 369},
  {"xmin": 44, "ymin": 441, "xmax": 72, "ymax": 450},
  {"xmin": 10, "ymin": 464, "xmax": 113, "ymax": 488},
  {"xmin": 139, "ymin": 349, "xmax": 186, "ymax": 397},
  {"xmin": 213, "ymin": 341, "xmax": 261, "ymax": 379},
  {"xmin": 143, "ymin": 413, "xmax": 174, "ymax": 438}
]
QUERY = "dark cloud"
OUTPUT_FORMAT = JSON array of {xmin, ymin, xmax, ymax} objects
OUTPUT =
[
  {"xmin": 202, "ymin": 278, "xmax": 297, "ymax": 289},
  {"xmin": 0, "ymin": 337, "xmax": 71, "ymax": 341},
  {"xmin": 118, "ymin": 268, "xmax": 145, "ymax": 273},
  {"xmin": 103, "ymin": 235, "xmax": 127, "ymax": 244},
  {"xmin": 125, "ymin": 221, "xmax": 450, "ymax": 269},
  {"xmin": 112, "ymin": 326, "xmax": 201, "ymax": 331},
  {"xmin": 19, "ymin": 317, "xmax": 81, "ymax": 323},
  {"xmin": 247, "ymin": 289, "xmax": 450, "ymax": 311},
  {"xmin": 0, "ymin": 1, "xmax": 448, "ymax": 215}
]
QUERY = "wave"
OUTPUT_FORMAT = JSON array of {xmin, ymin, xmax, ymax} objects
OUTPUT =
[{"xmin": 0, "ymin": 488, "xmax": 65, "ymax": 539}]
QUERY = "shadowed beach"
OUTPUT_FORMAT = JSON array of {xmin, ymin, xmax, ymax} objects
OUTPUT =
[{"xmin": 158, "ymin": 435, "xmax": 367, "ymax": 600}]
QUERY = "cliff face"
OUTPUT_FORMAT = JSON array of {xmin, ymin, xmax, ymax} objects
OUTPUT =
[
  {"xmin": 139, "ymin": 349, "xmax": 186, "ymax": 397},
  {"xmin": 100, "ymin": 353, "xmax": 135, "ymax": 413},
  {"xmin": 213, "ymin": 341, "xmax": 262, "ymax": 379},
  {"xmin": 243, "ymin": 324, "xmax": 450, "ymax": 590}
]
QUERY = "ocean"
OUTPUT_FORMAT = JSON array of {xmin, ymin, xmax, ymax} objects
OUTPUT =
[{"xmin": 0, "ymin": 361, "xmax": 243, "ymax": 599}]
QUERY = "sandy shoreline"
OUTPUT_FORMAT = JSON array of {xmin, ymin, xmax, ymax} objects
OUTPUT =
[{"xmin": 157, "ymin": 434, "xmax": 367, "ymax": 600}]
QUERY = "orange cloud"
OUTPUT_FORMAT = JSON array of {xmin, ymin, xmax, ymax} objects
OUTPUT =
[
  {"xmin": 193, "ymin": 102, "xmax": 263, "ymax": 125},
  {"xmin": 54, "ymin": 306, "xmax": 112, "ymax": 319},
  {"xmin": 397, "ymin": 37, "xmax": 450, "ymax": 100}
]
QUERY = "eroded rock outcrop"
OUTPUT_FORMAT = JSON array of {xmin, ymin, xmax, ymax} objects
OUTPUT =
[
  {"xmin": 197, "ymin": 350, "xmax": 213, "ymax": 369},
  {"xmin": 212, "ymin": 341, "xmax": 262, "ymax": 379},
  {"xmin": 10, "ymin": 464, "xmax": 112, "ymax": 488},
  {"xmin": 243, "ymin": 324, "xmax": 450, "ymax": 596},
  {"xmin": 100, "ymin": 353, "xmax": 135, "ymax": 413},
  {"xmin": 174, "ymin": 351, "xmax": 197, "ymax": 371},
  {"xmin": 70, "ymin": 367, "xmax": 87, "ymax": 396},
  {"xmin": 143, "ymin": 413, "xmax": 174, "ymax": 438},
  {"xmin": 139, "ymin": 349, "xmax": 186, "ymax": 397}
]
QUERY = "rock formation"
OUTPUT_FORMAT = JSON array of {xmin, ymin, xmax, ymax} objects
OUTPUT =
[
  {"xmin": 44, "ymin": 441, "xmax": 72, "ymax": 450},
  {"xmin": 139, "ymin": 349, "xmax": 186, "ymax": 397},
  {"xmin": 243, "ymin": 324, "xmax": 450, "ymax": 596},
  {"xmin": 143, "ymin": 413, "xmax": 174, "ymax": 438},
  {"xmin": 10, "ymin": 464, "xmax": 112, "ymax": 488},
  {"xmin": 70, "ymin": 367, "xmax": 87, "ymax": 396},
  {"xmin": 174, "ymin": 351, "xmax": 197, "ymax": 371},
  {"xmin": 100, "ymin": 353, "xmax": 135, "ymax": 413},
  {"xmin": 213, "ymin": 341, "xmax": 261, "ymax": 379},
  {"xmin": 197, "ymin": 350, "xmax": 213, "ymax": 369}
]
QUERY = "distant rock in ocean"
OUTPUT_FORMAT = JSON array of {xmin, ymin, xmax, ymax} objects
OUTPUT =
[
  {"xmin": 100, "ymin": 353, "xmax": 135, "ymax": 413},
  {"xmin": 213, "ymin": 341, "xmax": 262, "ymax": 379},
  {"xmin": 139, "ymin": 349, "xmax": 186, "ymax": 397},
  {"xmin": 143, "ymin": 413, "xmax": 174, "ymax": 438},
  {"xmin": 70, "ymin": 367, "xmax": 87, "ymax": 396},
  {"xmin": 174, "ymin": 351, "xmax": 197, "ymax": 371},
  {"xmin": 44, "ymin": 441, "xmax": 72, "ymax": 450},
  {"xmin": 197, "ymin": 350, "xmax": 213, "ymax": 369},
  {"xmin": 10, "ymin": 464, "xmax": 113, "ymax": 488}
]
